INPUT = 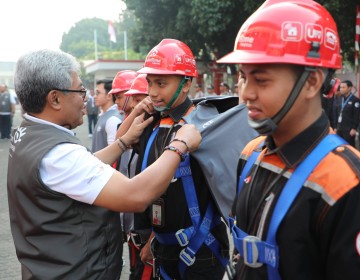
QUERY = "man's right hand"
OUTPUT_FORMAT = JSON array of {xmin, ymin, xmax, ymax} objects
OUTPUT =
[{"xmin": 174, "ymin": 124, "xmax": 202, "ymax": 152}]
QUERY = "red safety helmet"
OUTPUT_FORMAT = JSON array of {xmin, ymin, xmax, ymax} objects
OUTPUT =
[
  {"xmin": 138, "ymin": 39, "xmax": 198, "ymax": 77},
  {"xmin": 217, "ymin": 0, "xmax": 342, "ymax": 69},
  {"xmin": 109, "ymin": 70, "xmax": 138, "ymax": 94},
  {"xmin": 125, "ymin": 74, "xmax": 148, "ymax": 96}
]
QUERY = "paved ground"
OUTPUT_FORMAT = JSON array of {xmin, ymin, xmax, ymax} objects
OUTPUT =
[{"xmin": 0, "ymin": 105, "xmax": 232, "ymax": 279}]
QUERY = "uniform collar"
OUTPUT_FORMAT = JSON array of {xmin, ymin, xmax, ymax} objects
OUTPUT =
[
  {"xmin": 265, "ymin": 112, "xmax": 330, "ymax": 168},
  {"xmin": 161, "ymin": 97, "xmax": 193, "ymax": 122}
]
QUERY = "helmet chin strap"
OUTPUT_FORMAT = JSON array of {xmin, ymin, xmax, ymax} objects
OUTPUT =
[
  {"xmin": 122, "ymin": 95, "xmax": 130, "ymax": 113},
  {"xmin": 154, "ymin": 77, "xmax": 189, "ymax": 112},
  {"xmin": 249, "ymin": 67, "xmax": 315, "ymax": 135}
]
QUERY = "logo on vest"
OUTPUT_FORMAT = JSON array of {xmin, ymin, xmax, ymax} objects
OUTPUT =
[{"xmin": 14, "ymin": 127, "xmax": 26, "ymax": 143}]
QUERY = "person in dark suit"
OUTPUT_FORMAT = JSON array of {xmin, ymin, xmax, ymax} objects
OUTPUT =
[{"xmin": 336, "ymin": 80, "xmax": 360, "ymax": 147}]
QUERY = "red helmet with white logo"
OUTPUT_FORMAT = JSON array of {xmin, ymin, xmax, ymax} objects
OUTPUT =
[
  {"xmin": 138, "ymin": 39, "xmax": 198, "ymax": 77},
  {"xmin": 109, "ymin": 70, "xmax": 138, "ymax": 94},
  {"xmin": 125, "ymin": 74, "xmax": 148, "ymax": 96},
  {"xmin": 217, "ymin": 0, "xmax": 342, "ymax": 69}
]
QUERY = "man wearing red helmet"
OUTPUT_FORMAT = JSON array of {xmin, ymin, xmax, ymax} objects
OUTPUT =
[
  {"xmin": 109, "ymin": 70, "xmax": 138, "ymax": 116},
  {"xmin": 124, "ymin": 39, "xmax": 230, "ymax": 279},
  {"xmin": 217, "ymin": 0, "xmax": 360, "ymax": 279}
]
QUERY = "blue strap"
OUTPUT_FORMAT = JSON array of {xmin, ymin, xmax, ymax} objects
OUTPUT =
[
  {"xmin": 157, "ymin": 156, "xmax": 227, "ymax": 278},
  {"xmin": 141, "ymin": 127, "xmax": 159, "ymax": 171},
  {"xmin": 230, "ymin": 134, "xmax": 347, "ymax": 280},
  {"xmin": 177, "ymin": 156, "xmax": 201, "ymax": 227},
  {"xmin": 229, "ymin": 216, "xmax": 278, "ymax": 268},
  {"xmin": 266, "ymin": 134, "xmax": 346, "ymax": 280},
  {"xmin": 237, "ymin": 143, "xmax": 262, "ymax": 194}
]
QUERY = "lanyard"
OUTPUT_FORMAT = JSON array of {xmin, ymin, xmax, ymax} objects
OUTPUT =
[{"xmin": 341, "ymin": 93, "xmax": 353, "ymax": 112}]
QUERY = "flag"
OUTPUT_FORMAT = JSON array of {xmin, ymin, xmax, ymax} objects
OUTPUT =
[
  {"xmin": 355, "ymin": 5, "xmax": 360, "ymax": 67},
  {"xmin": 108, "ymin": 21, "xmax": 117, "ymax": 43}
]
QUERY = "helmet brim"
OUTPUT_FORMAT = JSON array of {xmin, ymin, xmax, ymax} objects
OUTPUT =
[
  {"xmin": 124, "ymin": 90, "xmax": 148, "ymax": 96},
  {"xmin": 217, "ymin": 50, "xmax": 342, "ymax": 69},
  {"xmin": 137, "ymin": 67, "xmax": 197, "ymax": 77}
]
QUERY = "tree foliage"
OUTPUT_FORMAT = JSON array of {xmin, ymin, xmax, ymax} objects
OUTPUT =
[
  {"xmin": 60, "ymin": 12, "xmax": 144, "ymax": 61},
  {"xmin": 124, "ymin": 0, "xmax": 358, "ymax": 65}
]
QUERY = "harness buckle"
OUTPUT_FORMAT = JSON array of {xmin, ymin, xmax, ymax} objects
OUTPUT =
[
  {"xmin": 130, "ymin": 232, "xmax": 142, "ymax": 248},
  {"xmin": 179, "ymin": 248, "xmax": 196, "ymax": 266},
  {"xmin": 242, "ymin": 235, "xmax": 263, "ymax": 268},
  {"xmin": 175, "ymin": 229, "xmax": 189, "ymax": 246}
]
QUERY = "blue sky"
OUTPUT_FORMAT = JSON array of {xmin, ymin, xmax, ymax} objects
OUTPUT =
[{"xmin": 0, "ymin": 0, "xmax": 125, "ymax": 62}]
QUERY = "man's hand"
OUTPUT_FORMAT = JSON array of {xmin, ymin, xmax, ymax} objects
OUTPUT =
[
  {"xmin": 174, "ymin": 124, "xmax": 202, "ymax": 152},
  {"xmin": 133, "ymin": 96, "xmax": 155, "ymax": 116},
  {"xmin": 121, "ymin": 114, "xmax": 153, "ymax": 146}
]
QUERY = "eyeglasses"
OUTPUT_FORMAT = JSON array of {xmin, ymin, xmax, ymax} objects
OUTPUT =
[{"xmin": 54, "ymin": 87, "xmax": 87, "ymax": 101}]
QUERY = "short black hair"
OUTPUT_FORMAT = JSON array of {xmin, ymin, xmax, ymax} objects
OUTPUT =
[
  {"xmin": 96, "ymin": 79, "xmax": 113, "ymax": 93},
  {"xmin": 342, "ymin": 80, "xmax": 353, "ymax": 87}
]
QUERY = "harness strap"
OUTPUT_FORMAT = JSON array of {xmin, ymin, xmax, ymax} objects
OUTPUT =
[
  {"xmin": 237, "ymin": 143, "xmax": 263, "ymax": 194},
  {"xmin": 176, "ymin": 156, "xmax": 201, "ymax": 226},
  {"xmin": 266, "ymin": 134, "xmax": 346, "ymax": 280},
  {"xmin": 231, "ymin": 134, "xmax": 347, "ymax": 280},
  {"xmin": 142, "ymin": 122, "xmax": 227, "ymax": 278},
  {"xmin": 141, "ymin": 127, "xmax": 159, "ymax": 171}
]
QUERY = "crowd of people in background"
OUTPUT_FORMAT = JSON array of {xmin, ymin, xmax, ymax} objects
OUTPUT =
[{"xmin": 5, "ymin": 0, "xmax": 360, "ymax": 280}]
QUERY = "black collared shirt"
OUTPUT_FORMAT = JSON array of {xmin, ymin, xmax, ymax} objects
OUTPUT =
[{"xmin": 233, "ymin": 112, "xmax": 360, "ymax": 280}]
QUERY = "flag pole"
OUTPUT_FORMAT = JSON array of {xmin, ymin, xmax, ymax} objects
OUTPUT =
[
  {"xmin": 124, "ymin": 30, "xmax": 128, "ymax": 60},
  {"xmin": 94, "ymin": 29, "xmax": 98, "ymax": 60}
]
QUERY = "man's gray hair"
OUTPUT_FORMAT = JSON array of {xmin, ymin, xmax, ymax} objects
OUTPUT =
[{"xmin": 14, "ymin": 49, "xmax": 80, "ymax": 114}]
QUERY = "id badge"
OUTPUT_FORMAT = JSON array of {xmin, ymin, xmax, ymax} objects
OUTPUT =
[
  {"xmin": 151, "ymin": 198, "xmax": 165, "ymax": 227},
  {"xmin": 338, "ymin": 114, "xmax": 342, "ymax": 123}
]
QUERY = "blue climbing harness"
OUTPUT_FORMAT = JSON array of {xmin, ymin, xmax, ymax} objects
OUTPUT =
[
  {"xmin": 142, "ymin": 126, "xmax": 228, "ymax": 279},
  {"xmin": 229, "ymin": 134, "xmax": 347, "ymax": 280}
]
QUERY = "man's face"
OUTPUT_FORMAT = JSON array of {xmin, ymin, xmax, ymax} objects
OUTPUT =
[
  {"xmin": 240, "ymin": 63, "xmax": 300, "ymax": 127},
  {"xmin": 114, "ymin": 91, "xmax": 133, "ymax": 114},
  {"xmin": 220, "ymin": 85, "xmax": 226, "ymax": 93},
  {"xmin": 146, "ymin": 74, "xmax": 187, "ymax": 111},
  {"xmin": 59, "ymin": 72, "xmax": 86, "ymax": 129},
  {"xmin": 339, "ymin": 83, "xmax": 351, "ymax": 96},
  {"xmin": 130, "ymin": 94, "xmax": 148, "ymax": 110},
  {"xmin": 94, "ymin": 83, "xmax": 110, "ymax": 108}
]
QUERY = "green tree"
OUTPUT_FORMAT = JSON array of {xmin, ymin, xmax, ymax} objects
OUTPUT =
[
  {"xmin": 60, "ymin": 13, "xmax": 144, "ymax": 61},
  {"xmin": 124, "ymin": 0, "xmax": 358, "ymax": 65}
]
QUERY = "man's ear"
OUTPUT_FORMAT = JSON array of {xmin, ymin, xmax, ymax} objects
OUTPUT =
[
  {"xmin": 48, "ymin": 90, "xmax": 61, "ymax": 109},
  {"xmin": 182, "ymin": 79, "xmax": 192, "ymax": 94},
  {"xmin": 304, "ymin": 69, "xmax": 325, "ymax": 99}
]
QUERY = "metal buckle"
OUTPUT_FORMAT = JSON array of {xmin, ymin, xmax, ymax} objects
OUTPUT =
[
  {"xmin": 242, "ymin": 235, "xmax": 263, "ymax": 268},
  {"xmin": 175, "ymin": 229, "xmax": 189, "ymax": 246},
  {"xmin": 130, "ymin": 232, "xmax": 142, "ymax": 248},
  {"xmin": 179, "ymin": 248, "xmax": 195, "ymax": 266}
]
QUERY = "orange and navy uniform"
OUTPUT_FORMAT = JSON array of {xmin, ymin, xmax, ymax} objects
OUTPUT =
[{"xmin": 232, "ymin": 112, "xmax": 360, "ymax": 280}]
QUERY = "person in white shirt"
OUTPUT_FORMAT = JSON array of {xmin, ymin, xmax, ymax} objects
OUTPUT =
[
  {"xmin": 8, "ymin": 49, "xmax": 201, "ymax": 280},
  {"xmin": 92, "ymin": 79, "xmax": 122, "ymax": 152}
]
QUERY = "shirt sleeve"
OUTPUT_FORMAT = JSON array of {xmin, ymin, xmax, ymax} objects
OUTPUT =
[
  {"xmin": 322, "ymin": 185, "xmax": 360, "ymax": 279},
  {"xmin": 40, "ymin": 143, "xmax": 115, "ymax": 204},
  {"xmin": 106, "ymin": 116, "xmax": 122, "ymax": 145}
]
